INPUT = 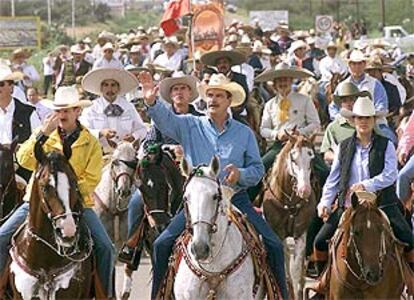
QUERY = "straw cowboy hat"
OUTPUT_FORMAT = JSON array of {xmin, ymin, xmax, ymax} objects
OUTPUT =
[
  {"xmin": 163, "ymin": 36, "xmax": 180, "ymax": 47},
  {"xmin": 102, "ymin": 42, "xmax": 115, "ymax": 52},
  {"xmin": 200, "ymin": 48, "xmax": 246, "ymax": 67},
  {"xmin": 289, "ymin": 40, "xmax": 308, "ymax": 53},
  {"xmin": 82, "ymin": 68, "xmax": 139, "ymax": 96},
  {"xmin": 10, "ymin": 48, "xmax": 30, "ymax": 61},
  {"xmin": 340, "ymin": 96, "xmax": 386, "ymax": 118},
  {"xmin": 333, "ymin": 81, "xmax": 371, "ymax": 106},
  {"xmin": 348, "ymin": 50, "xmax": 367, "ymax": 63},
  {"xmin": 365, "ymin": 57, "xmax": 395, "ymax": 71},
  {"xmin": 255, "ymin": 62, "xmax": 314, "ymax": 82},
  {"xmin": 70, "ymin": 45, "xmax": 86, "ymax": 55},
  {"xmin": 326, "ymin": 41, "xmax": 338, "ymax": 49},
  {"xmin": 41, "ymin": 86, "xmax": 92, "ymax": 110},
  {"xmin": 129, "ymin": 45, "xmax": 142, "ymax": 53},
  {"xmin": 371, "ymin": 38, "xmax": 390, "ymax": 49},
  {"xmin": 0, "ymin": 64, "xmax": 23, "ymax": 82},
  {"xmin": 159, "ymin": 71, "xmax": 199, "ymax": 103},
  {"xmin": 199, "ymin": 73, "xmax": 246, "ymax": 107}
]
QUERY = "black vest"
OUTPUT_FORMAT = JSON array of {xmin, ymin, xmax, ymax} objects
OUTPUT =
[
  {"xmin": 338, "ymin": 133, "xmax": 398, "ymax": 208},
  {"xmin": 12, "ymin": 98, "xmax": 34, "ymax": 143}
]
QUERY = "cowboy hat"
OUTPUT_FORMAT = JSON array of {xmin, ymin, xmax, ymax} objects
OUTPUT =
[
  {"xmin": 198, "ymin": 73, "xmax": 245, "ymax": 107},
  {"xmin": 70, "ymin": 44, "xmax": 85, "ymax": 55},
  {"xmin": 289, "ymin": 40, "xmax": 308, "ymax": 53},
  {"xmin": 41, "ymin": 86, "xmax": 92, "ymax": 110},
  {"xmin": 347, "ymin": 50, "xmax": 367, "ymax": 63},
  {"xmin": 333, "ymin": 81, "xmax": 371, "ymax": 106},
  {"xmin": 10, "ymin": 48, "xmax": 30, "ymax": 61},
  {"xmin": 163, "ymin": 36, "xmax": 179, "ymax": 47},
  {"xmin": 371, "ymin": 38, "xmax": 390, "ymax": 48},
  {"xmin": 340, "ymin": 96, "xmax": 386, "ymax": 118},
  {"xmin": 326, "ymin": 41, "xmax": 338, "ymax": 49},
  {"xmin": 200, "ymin": 49, "xmax": 246, "ymax": 67},
  {"xmin": 255, "ymin": 62, "xmax": 314, "ymax": 82},
  {"xmin": 159, "ymin": 71, "xmax": 199, "ymax": 103},
  {"xmin": 81, "ymin": 68, "xmax": 139, "ymax": 96},
  {"xmin": 83, "ymin": 37, "xmax": 92, "ymax": 44},
  {"xmin": 102, "ymin": 42, "xmax": 115, "ymax": 52},
  {"xmin": 0, "ymin": 64, "xmax": 23, "ymax": 82},
  {"xmin": 129, "ymin": 45, "xmax": 142, "ymax": 53}
]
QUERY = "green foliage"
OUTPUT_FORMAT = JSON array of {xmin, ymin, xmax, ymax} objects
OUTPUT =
[{"xmin": 94, "ymin": 3, "xmax": 111, "ymax": 23}]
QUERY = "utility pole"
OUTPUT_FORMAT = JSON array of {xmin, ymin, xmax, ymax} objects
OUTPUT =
[
  {"xmin": 11, "ymin": 0, "xmax": 15, "ymax": 17},
  {"xmin": 355, "ymin": 0, "xmax": 360, "ymax": 21},
  {"xmin": 336, "ymin": 0, "xmax": 340, "ymax": 21},
  {"xmin": 72, "ymin": 0, "xmax": 76, "ymax": 39},
  {"xmin": 381, "ymin": 0, "xmax": 386, "ymax": 28},
  {"xmin": 47, "ymin": 0, "xmax": 52, "ymax": 25},
  {"xmin": 309, "ymin": 0, "xmax": 312, "ymax": 16}
]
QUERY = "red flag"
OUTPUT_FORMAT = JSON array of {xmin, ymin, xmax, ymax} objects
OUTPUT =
[{"xmin": 160, "ymin": 0, "xmax": 190, "ymax": 36}]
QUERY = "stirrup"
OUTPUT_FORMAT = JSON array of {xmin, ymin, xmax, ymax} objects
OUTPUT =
[{"xmin": 118, "ymin": 244, "xmax": 140, "ymax": 266}]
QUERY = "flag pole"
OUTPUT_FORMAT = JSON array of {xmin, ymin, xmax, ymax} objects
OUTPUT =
[{"xmin": 188, "ymin": 0, "xmax": 196, "ymax": 74}]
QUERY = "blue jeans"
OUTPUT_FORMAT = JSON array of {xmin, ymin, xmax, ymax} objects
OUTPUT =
[
  {"xmin": 0, "ymin": 203, "xmax": 115, "ymax": 297},
  {"xmin": 397, "ymin": 154, "xmax": 414, "ymax": 203},
  {"xmin": 151, "ymin": 191, "xmax": 288, "ymax": 300},
  {"xmin": 127, "ymin": 190, "xmax": 144, "ymax": 238}
]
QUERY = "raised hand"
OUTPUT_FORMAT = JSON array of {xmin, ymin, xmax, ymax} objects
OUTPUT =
[{"xmin": 138, "ymin": 71, "xmax": 159, "ymax": 105}]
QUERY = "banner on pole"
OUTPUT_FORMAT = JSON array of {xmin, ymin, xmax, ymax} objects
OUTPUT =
[
  {"xmin": 190, "ymin": 1, "xmax": 225, "ymax": 54},
  {"xmin": 315, "ymin": 15, "xmax": 334, "ymax": 33},
  {"xmin": 0, "ymin": 17, "xmax": 41, "ymax": 50}
]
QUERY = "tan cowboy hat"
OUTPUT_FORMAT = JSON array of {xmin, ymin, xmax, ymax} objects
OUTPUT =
[
  {"xmin": 198, "ymin": 73, "xmax": 245, "ymax": 107},
  {"xmin": 159, "ymin": 71, "xmax": 199, "ymax": 103},
  {"xmin": 340, "ymin": 96, "xmax": 387, "ymax": 118},
  {"xmin": 102, "ymin": 42, "xmax": 115, "ymax": 52},
  {"xmin": 10, "ymin": 48, "xmax": 30, "ymax": 61},
  {"xmin": 81, "ymin": 68, "xmax": 139, "ymax": 96},
  {"xmin": 200, "ymin": 49, "xmax": 246, "ymax": 67},
  {"xmin": 0, "ymin": 64, "xmax": 23, "ymax": 82},
  {"xmin": 347, "ymin": 50, "xmax": 367, "ymax": 63},
  {"xmin": 163, "ymin": 36, "xmax": 180, "ymax": 47},
  {"xmin": 255, "ymin": 62, "xmax": 314, "ymax": 82},
  {"xmin": 371, "ymin": 38, "xmax": 390, "ymax": 49},
  {"xmin": 289, "ymin": 40, "xmax": 308, "ymax": 53},
  {"xmin": 333, "ymin": 81, "xmax": 371, "ymax": 106},
  {"xmin": 70, "ymin": 44, "xmax": 85, "ymax": 55},
  {"xmin": 41, "ymin": 86, "xmax": 92, "ymax": 110},
  {"xmin": 326, "ymin": 41, "xmax": 338, "ymax": 49}
]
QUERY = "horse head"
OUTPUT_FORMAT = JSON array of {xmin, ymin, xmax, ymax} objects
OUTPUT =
[
  {"xmin": 181, "ymin": 156, "xmax": 229, "ymax": 261},
  {"xmin": 34, "ymin": 143, "xmax": 83, "ymax": 249},
  {"xmin": 342, "ymin": 193, "xmax": 393, "ymax": 285},
  {"xmin": 280, "ymin": 133, "xmax": 316, "ymax": 200},
  {"xmin": 0, "ymin": 138, "xmax": 18, "ymax": 203},
  {"xmin": 109, "ymin": 141, "xmax": 138, "ymax": 211},
  {"xmin": 136, "ymin": 143, "xmax": 181, "ymax": 233}
]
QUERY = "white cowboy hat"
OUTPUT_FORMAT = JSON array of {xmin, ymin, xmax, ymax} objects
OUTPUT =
[
  {"xmin": 340, "ymin": 96, "xmax": 387, "ymax": 118},
  {"xmin": 289, "ymin": 40, "xmax": 308, "ymax": 53},
  {"xmin": 198, "ymin": 73, "xmax": 245, "ymax": 107},
  {"xmin": 255, "ymin": 62, "xmax": 314, "ymax": 82},
  {"xmin": 102, "ymin": 42, "xmax": 115, "ymax": 52},
  {"xmin": 129, "ymin": 45, "xmax": 142, "ymax": 53},
  {"xmin": 163, "ymin": 36, "xmax": 179, "ymax": 47},
  {"xmin": 41, "ymin": 86, "xmax": 92, "ymax": 110},
  {"xmin": 200, "ymin": 48, "xmax": 246, "ymax": 67},
  {"xmin": 70, "ymin": 44, "xmax": 85, "ymax": 54},
  {"xmin": 0, "ymin": 64, "xmax": 23, "ymax": 82},
  {"xmin": 326, "ymin": 41, "xmax": 338, "ymax": 49},
  {"xmin": 348, "ymin": 50, "xmax": 367, "ymax": 63},
  {"xmin": 159, "ymin": 71, "xmax": 199, "ymax": 103},
  {"xmin": 81, "ymin": 68, "xmax": 139, "ymax": 96}
]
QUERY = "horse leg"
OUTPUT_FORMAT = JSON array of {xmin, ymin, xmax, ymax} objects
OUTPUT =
[
  {"xmin": 283, "ymin": 238, "xmax": 294, "ymax": 300},
  {"xmin": 121, "ymin": 266, "xmax": 134, "ymax": 300},
  {"xmin": 291, "ymin": 232, "xmax": 307, "ymax": 300}
]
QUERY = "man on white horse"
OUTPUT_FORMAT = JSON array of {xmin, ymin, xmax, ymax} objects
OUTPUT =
[
  {"xmin": 0, "ymin": 86, "xmax": 115, "ymax": 297},
  {"xmin": 118, "ymin": 72, "xmax": 203, "ymax": 267},
  {"xmin": 138, "ymin": 71, "xmax": 289, "ymax": 300},
  {"xmin": 80, "ymin": 67, "xmax": 147, "ymax": 153}
]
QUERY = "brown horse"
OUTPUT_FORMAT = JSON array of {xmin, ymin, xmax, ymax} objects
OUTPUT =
[
  {"xmin": 0, "ymin": 138, "xmax": 23, "ymax": 226},
  {"xmin": 9, "ymin": 145, "xmax": 95, "ymax": 299},
  {"xmin": 263, "ymin": 134, "xmax": 319, "ymax": 300},
  {"xmin": 325, "ymin": 72, "xmax": 347, "ymax": 105},
  {"xmin": 328, "ymin": 197, "xmax": 405, "ymax": 299},
  {"xmin": 120, "ymin": 144, "xmax": 184, "ymax": 300}
]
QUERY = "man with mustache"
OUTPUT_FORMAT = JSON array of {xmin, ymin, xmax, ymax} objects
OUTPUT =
[{"xmin": 80, "ymin": 68, "xmax": 147, "ymax": 152}]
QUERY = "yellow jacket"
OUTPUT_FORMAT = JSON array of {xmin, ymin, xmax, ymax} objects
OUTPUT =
[{"xmin": 17, "ymin": 126, "xmax": 103, "ymax": 208}]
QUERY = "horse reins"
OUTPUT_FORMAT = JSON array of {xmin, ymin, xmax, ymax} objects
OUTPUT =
[{"xmin": 111, "ymin": 158, "xmax": 137, "ymax": 213}]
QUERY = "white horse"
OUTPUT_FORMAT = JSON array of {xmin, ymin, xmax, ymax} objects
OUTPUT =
[
  {"xmin": 94, "ymin": 142, "xmax": 138, "ymax": 246},
  {"xmin": 174, "ymin": 156, "xmax": 268, "ymax": 300}
]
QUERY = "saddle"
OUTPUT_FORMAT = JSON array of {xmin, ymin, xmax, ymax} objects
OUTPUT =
[{"xmin": 156, "ymin": 208, "xmax": 281, "ymax": 300}]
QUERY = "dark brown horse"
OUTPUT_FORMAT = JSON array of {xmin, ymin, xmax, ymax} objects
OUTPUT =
[
  {"xmin": 0, "ymin": 138, "xmax": 23, "ymax": 226},
  {"xmin": 328, "ymin": 196, "xmax": 405, "ymax": 299},
  {"xmin": 9, "ymin": 144, "xmax": 95, "ymax": 299},
  {"xmin": 120, "ymin": 144, "xmax": 184, "ymax": 299},
  {"xmin": 263, "ymin": 134, "xmax": 319, "ymax": 300},
  {"xmin": 325, "ymin": 72, "xmax": 347, "ymax": 105}
]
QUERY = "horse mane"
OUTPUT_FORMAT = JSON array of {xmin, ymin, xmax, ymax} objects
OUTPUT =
[{"xmin": 269, "ymin": 136, "xmax": 312, "ymax": 200}]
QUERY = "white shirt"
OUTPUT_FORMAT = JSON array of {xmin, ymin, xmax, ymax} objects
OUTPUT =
[
  {"xmin": 0, "ymin": 99, "xmax": 41, "ymax": 144},
  {"xmin": 383, "ymin": 72, "xmax": 407, "ymax": 104},
  {"xmin": 12, "ymin": 86, "xmax": 28, "ymax": 104},
  {"xmin": 12, "ymin": 63, "xmax": 40, "ymax": 89},
  {"xmin": 153, "ymin": 51, "xmax": 183, "ymax": 71},
  {"xmin": 80, "ymin": 95, "xmax": 147, "ymax": 148},
  {"xmin": 319, "ymin": 55, "xmax": 347, "ymax": 82},
  {"xmin": 92, "ymin": 57, "xmax": 123, "ymax": 69},
  {"xmin": 32, "ymin": 102, "xmax": 52, "ymax": 123},
  {"xmin": 42, "ymin": 56, "xmax": 55, "ymax": 76},
  {"xmin": 260, "ymin": 91, "xmax": 321, "ymax": 142},
  {"xmin": 232, "ymin": 63, "xmax": 254, "ymax": 92}
]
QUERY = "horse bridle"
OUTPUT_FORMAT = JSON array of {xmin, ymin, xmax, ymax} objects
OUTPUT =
[
  {"xmin": 111, "ymin": 158, "xmax": 137, "ymax": 212},
  {"xmin": 183, "ymin": 166, "xmax": 223, "ymax": 233},
  {"xmin": 344, "ymin": 210, "xmax": 388, "ymax": 285}
]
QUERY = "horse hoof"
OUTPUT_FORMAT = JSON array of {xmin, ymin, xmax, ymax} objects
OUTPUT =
[{"xmin": 121, "ymin": 292, "xmax": 130, "ymax": 300}]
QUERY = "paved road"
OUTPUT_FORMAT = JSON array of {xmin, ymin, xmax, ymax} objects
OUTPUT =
[{"xmin": 115, "ymin": 257, "xmax": 152, "ymax": 300}]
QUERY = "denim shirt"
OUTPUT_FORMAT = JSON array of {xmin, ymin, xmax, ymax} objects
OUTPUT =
[{"xmin": 146, "ymin": 99, "xmax": 265, "ymax": 190}]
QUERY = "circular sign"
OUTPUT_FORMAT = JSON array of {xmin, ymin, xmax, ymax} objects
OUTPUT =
[{"xmin": 316, "ymin": 16, "xmax": 333, "ymax": 32}]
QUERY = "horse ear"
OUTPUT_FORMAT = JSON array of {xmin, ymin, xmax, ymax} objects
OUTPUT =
[
  {"xmin": 34, "ymin": 141, "xmax": 46, "ymax": 164},
  {"xmin": 309, "ymin": 133, "xmax": 317, "ymax": 144},
  {"xmin": 10, "ymin": 136, "xmax": 19, "ymax": 153},
  {"xmin": 210, "ymin": 155, "xmax": 220, "ymax": 177},
  {"xmin": 180, "ymin": 158, "xmax": 192, "ymax": 177},
  {"xmin": 351, "ymin": 193, "xmax": 359, "ymax": 209}
]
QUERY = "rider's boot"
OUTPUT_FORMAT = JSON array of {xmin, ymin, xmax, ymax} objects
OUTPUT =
[
  {"xmin": 118, "ymin": 244, "xmax": 141, "ymax": 269},
  {"xmin": 315, "ymin": 260, "xmax": 327, "ymax": 277}
]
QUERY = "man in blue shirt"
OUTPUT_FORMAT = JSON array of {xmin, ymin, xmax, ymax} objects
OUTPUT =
[{"xmin": 139, "ymin": 71, "xmax": 289, "ymax": 299}]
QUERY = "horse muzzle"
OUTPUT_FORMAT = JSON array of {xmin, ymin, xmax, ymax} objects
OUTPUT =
[
  {"xmin": 364, "ymin": 268, "xmax": 383, "ymax": 286},
  {"xmin": 191, "ymin": 240, "xmax": 211, "ymax": 261}
]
